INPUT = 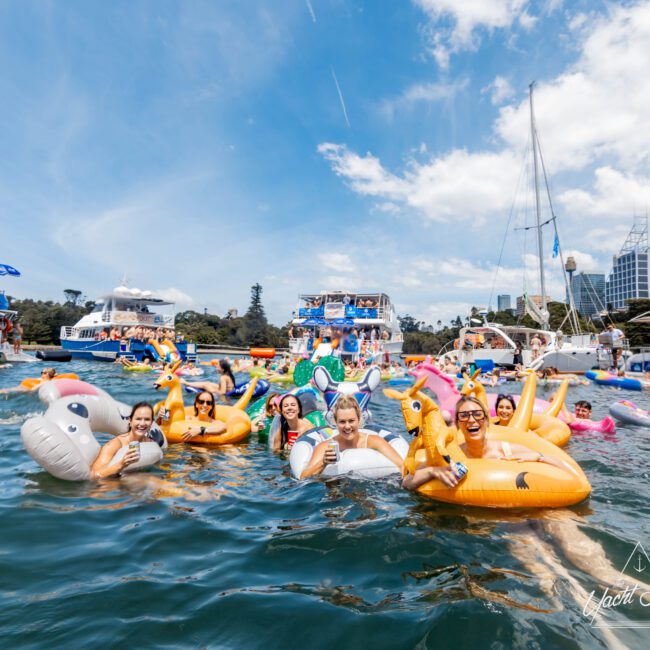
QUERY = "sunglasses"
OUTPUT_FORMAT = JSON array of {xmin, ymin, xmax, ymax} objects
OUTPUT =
[
  {"xmin": 457, "ymin": 409, "xmax": 486, "ymax": 422},
  {"xmin": 496, "ymin": 394, "xmax": 513, "ymax": 401},
  {"xmin": 196, "ymin": 398, "xmax": 214, "ymax": 406}
]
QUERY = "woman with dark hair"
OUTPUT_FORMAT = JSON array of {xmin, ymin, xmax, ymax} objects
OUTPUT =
[
  {"xmin": 91, "ymin": 402, "xmax": 157, "ymax": 479},
  {"xmin": 181, "ymin": 391, "xmax": 226, "ymax": 442},
  {"xmin": 493, "ymin": 393, "xmax": 517, "ymax": 426},
  {"xmin": 273, "ymin": 394, "xmax": 312, "ymax": 451}
]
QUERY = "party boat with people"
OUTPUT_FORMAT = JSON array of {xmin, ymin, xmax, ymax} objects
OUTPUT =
[
  {"xmin": 288, "ymin": 290, "xmax": 403, "ymax": 362},
  {"xmin": 60, "ymin": 282, "xmax": 195, "ymax": 362}
]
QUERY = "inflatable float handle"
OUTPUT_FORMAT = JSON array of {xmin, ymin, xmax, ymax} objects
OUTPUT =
[
  {"xmin": 544, "ymin": 378, "xmax": 569, "ymax": 417},
  {"xmin": 510, "ymin": 371, "xmax": 537, "ymax": 431}
]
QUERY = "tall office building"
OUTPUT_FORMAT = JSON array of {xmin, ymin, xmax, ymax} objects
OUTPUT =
[
  {"xmin": 497, "ymin": 294, "xmax": 511, "ymax": 312},
  {"xmin": 606, "ymin": 217, "xmax": 649, "ymax": 311},
  {"xmin": 571, "ymin": 273, "xmax": 606, "ymax": 319}
]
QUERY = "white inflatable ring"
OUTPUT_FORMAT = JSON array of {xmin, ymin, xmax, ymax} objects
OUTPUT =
[{"xmin": 289, "ymin": 425, "xmax": 408, "ymax": 479}]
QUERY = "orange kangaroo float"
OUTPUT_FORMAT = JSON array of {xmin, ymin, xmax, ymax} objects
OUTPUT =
[
  {"xmin": 153, "ymin": 362, "xmax": 256, "ymax": 445},
  {"xmin": 385, "ymin": 374, "xmax": 590, "ymax": 508}
]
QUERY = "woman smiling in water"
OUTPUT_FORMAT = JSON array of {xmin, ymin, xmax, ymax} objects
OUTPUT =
[
  {"xmin": 180, "ymin": 391, "xmax": 227, "ymax": 442},
  {"xmin": 300, "ymin": 395, "xmax": 403, "ymax": 478}
]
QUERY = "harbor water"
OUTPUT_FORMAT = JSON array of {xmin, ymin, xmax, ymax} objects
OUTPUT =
[{"xmin": 1, "ymin": 361, "xmax": 649, "ymax": 648}]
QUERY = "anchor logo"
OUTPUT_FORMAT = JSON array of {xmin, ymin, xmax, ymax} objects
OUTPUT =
[{"xmin": 619, "ymin": 541, "xmax": 650, "ymax": 583}]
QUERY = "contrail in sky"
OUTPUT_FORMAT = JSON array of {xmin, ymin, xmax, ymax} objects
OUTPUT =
[
  {"xmin": 305, "ymin": 0, "xmax": 317, "ymax": 23},
  {"xmin": 331, "ymin": 67, "xmax": 351, "ymax": 128}
]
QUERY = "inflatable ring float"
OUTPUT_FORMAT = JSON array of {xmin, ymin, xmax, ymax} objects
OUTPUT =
[
  {"xmin": 609, "ymin": 400, "xmax": 650, "ymax": 427},
  {"xmin": 21, "ymin": 383, "xmax": 165, "ymax": 481},
  {"xmin": 289, "ymin": 425, "xmax": 408, "ymax": 479}
]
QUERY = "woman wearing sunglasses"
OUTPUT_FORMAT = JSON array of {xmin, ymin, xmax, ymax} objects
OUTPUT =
[
  {"xmin": 404, "ymin": 395, "xmax": 566, "ymax": 490},
  {"xmin": 493, "ymin": 393, "xmax": 517, "ymax": 427},
  {"xmin": 181, "ymin": 391, "xmax": 226, "ymax": 442}
]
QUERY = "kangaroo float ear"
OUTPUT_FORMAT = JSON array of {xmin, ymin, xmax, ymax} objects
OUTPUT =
[
  {"xmin": 170, "ymin": 359, "xmax": 183, "ymax": 373},
  {"xmin": 383, "ymin": 388, "xmax": 405, "ymax": 401},
  {"xmin": 462, "ymin": 373, "xmax": 469, "ymax": 381},
  {"xmin": 360, "ymin": 366, "xmax": 381, "ymax": 393},
  {"xmin": 407, "ymin": 376, "xmax": 427, "ymax": 396},
  {"xmin": 313, "ymin": 366, "xmax": 336, "ymax": 393},
  {"xmin": 471, "ymin": 369, "xmax": 481, "ymax": 380}
]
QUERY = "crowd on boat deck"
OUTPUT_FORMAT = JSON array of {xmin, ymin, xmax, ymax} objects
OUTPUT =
[{"xmin": 95, "ymin": 326, "xmax": 184, "ymax": 343}]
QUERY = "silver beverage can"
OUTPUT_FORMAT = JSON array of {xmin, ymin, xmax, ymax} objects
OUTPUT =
[
  {"xmin": 451, "ymin": 461, "xmax": 468, "ymax": 480},
  {"xmin": 128, "ymin": 441, "xmax": 140, "ymax": 459},
  {"xmin": 329, "ymin": 440, "xmax": 340, "ymax": 462}
]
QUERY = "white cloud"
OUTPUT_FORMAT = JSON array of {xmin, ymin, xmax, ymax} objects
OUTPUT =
[
  {"xmin": 415, "ymin": 0, "xmax": 528, "ymax": 68},
  {"xmin": 482, "ymin": 75, "xmax": 515, "ymax": 105},
  {"xmin": 319, "ymin": 143, "xmax": 520, "ymax": 222},
  {"xmin": 155, "ymin": 288, "xmax": 198, "ymax": 310},
  {"xmin": 557, "ymin": 167, "xmax": 650, "ymax": 218},
  {"xmin": 317, "ymin": 251, "xmax": 357, "ymax": 272},
  {"xmin": 320, "ymin": 2, "xmax": 650, "ymax": 261},
  {"xmin": 379, "ymin": 79, "xmax": 468, "ymax": 119}
]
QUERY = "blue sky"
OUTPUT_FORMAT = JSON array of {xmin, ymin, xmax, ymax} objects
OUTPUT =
[{"xmin": 1, "ymin": 1, "xmax": 648, "ymax": 325}]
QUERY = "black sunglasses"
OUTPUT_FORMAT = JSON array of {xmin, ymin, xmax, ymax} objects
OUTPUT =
[
  {"xmin": 196, "ymin": 398, "xmax": 214, "ymax": 406},
  {"xmin": 496, "ymin": 393, "xmax": 514, "ymax": 401}
]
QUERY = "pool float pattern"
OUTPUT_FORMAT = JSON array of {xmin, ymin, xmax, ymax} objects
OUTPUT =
[
  {"xmin": 312, "ymin": 365, "xmax": 381, "ymax": 425},
  {"xmin": 585, "ymin": 370, "xmax": 644, "ymax": 392}
]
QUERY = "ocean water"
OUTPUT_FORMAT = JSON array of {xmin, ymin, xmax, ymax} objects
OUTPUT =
[{"xmin": 1, "ymin": 360, "xmax": 649, "ymax": 649}]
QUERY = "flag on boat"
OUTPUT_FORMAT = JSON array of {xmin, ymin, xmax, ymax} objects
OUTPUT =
[
  {"xmin": 552, "ymin": 233, "xmax": 559, "ymax": 258},
  {"xmin": 0, "ymin": 264, "xmax": 21, "ymax": 277}
]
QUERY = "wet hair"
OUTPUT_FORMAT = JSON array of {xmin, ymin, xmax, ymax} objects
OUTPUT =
[
  {"xmin": 454, "ymin": 395, "xmax": 489, "ymax": 426},
  {"xmin": 332, "ymin": 394, "xmax": 362, "ymax": 423},
  {"xmin": 279, "ymin": 394, "xmax": 303, "ymax": 449},
  {"xmin": 218, "ymin": 358, "xmax": 236, "ymax": 388},
  {"xmin": 193, "ymin": 390, "xmax": 216, "ymax": 418},
  {"xmin": 575, "ymin": 400, "xmax": 592, "ymax": 411},
  {"xmin": 129, "ymin": 402, "xmax": 154, "ymax": 424}
]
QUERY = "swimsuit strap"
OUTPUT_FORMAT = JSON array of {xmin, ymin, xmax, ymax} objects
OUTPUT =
[{"xmin": 501, "ymin": 440, "xmax": 513, "ymax": 459}]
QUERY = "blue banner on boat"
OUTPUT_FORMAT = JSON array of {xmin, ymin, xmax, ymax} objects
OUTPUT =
[{"xmin": 0, "ymin": 264, "xmax": 21, "ymax": 277}]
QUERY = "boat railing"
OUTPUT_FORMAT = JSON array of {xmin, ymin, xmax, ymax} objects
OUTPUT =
[
  {"xmin": 60, "ymin": 326, "xmax": 76, "ymax": 339},
  {"xmin": 297, "ymin": 306, "xmax": 382, "ymax": 320}
]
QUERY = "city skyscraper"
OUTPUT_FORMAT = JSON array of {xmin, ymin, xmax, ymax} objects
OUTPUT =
[
  {"xmin": 571, "ymin": 273, "xmax": 606, "ymax": 319},
  {"xmin": 606, "ymin": 217, "xmax": 649, "ymax": 311},
  {"xmin": 497, "ymin": 294, "xmax": 511, "ymax": 312}
]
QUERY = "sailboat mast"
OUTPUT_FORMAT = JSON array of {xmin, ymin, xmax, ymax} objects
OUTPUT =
[{"xmin": 529, "ymin": 82, "xmax": 548, "ymax": 329}]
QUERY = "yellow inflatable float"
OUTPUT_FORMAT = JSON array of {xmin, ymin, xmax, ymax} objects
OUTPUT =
[
  {"xmin": 20, "ymin": 372, "xmax": 79, "ymax": 390},
  {"xmin": 460, "ymin": 369, "xmax": 571, "ymax": 447},
  {"xmin": 153, "ymin": 362, "xmax": 255, "ymax": 445},
  {"xmin": 384, "ymin": 374, "xmax": 591, "ymax": 508}
]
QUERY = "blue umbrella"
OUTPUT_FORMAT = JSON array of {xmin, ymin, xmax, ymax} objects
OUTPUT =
[
  {"xmin": 332, "ymin": 318, "xmax": 354, "ymax": 326},
  {"xmin": 0, "ymin": 264, "xmax": 20, "ymax": 277},
  {"xmin": 302, "ymin": 317, "xmax": 327, "ymax": 326}
]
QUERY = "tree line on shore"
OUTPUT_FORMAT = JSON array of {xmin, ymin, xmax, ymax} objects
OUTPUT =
[{"xmin": 6, "ymin": 287, "xmax": 649, "ymax": 354}]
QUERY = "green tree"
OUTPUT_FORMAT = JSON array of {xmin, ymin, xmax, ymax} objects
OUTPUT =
[
  {"xmin": 624, "ymin": 299, "xmax": 650, "ymax": 347},
  {"xmin": 397, "ymin": 314, "xmax": 421, "ymax": 333}
]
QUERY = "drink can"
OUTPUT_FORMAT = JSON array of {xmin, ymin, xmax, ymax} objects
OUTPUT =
[
  {"xmin": 128, "ymin": 441, "xmax": 140, "ymax": 459},
  {"xmin": 451, "ymin": 461, "xmax": 468, "ymax": 480},
  {"xmin": 329, "ymin": 440, "xmax": 340, "ymax": 462}
]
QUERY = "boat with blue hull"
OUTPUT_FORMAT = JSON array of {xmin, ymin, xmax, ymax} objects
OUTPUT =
[{"xmin": 60, "ymin": 283, "xmax": 195, "ymax": 362}]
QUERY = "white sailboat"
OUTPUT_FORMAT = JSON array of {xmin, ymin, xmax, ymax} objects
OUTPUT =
[{"xmin": 439, "ymin": 83, "xmax": 612, "ymax": 373}]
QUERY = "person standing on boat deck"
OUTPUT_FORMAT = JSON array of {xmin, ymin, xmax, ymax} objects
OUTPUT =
[
  {"xmin": 530, "ymin": 334, "xmax": 542, "ymax": 361},
  {"xmin": 512, "ymin": 342, "xmax": 523, "ymax": 368},
  {"xmin": 606, "ymin": 323, "xmax": 625, "ymax": 369},
  {"xmin": 12, "ymin": 321, "xmax": 23, "ymax": 354}
]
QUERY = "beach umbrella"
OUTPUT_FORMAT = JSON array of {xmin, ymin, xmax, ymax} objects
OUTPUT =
[{"xmin": 0, "ymin": 264, "xmax": 20, "ymax": 277}]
